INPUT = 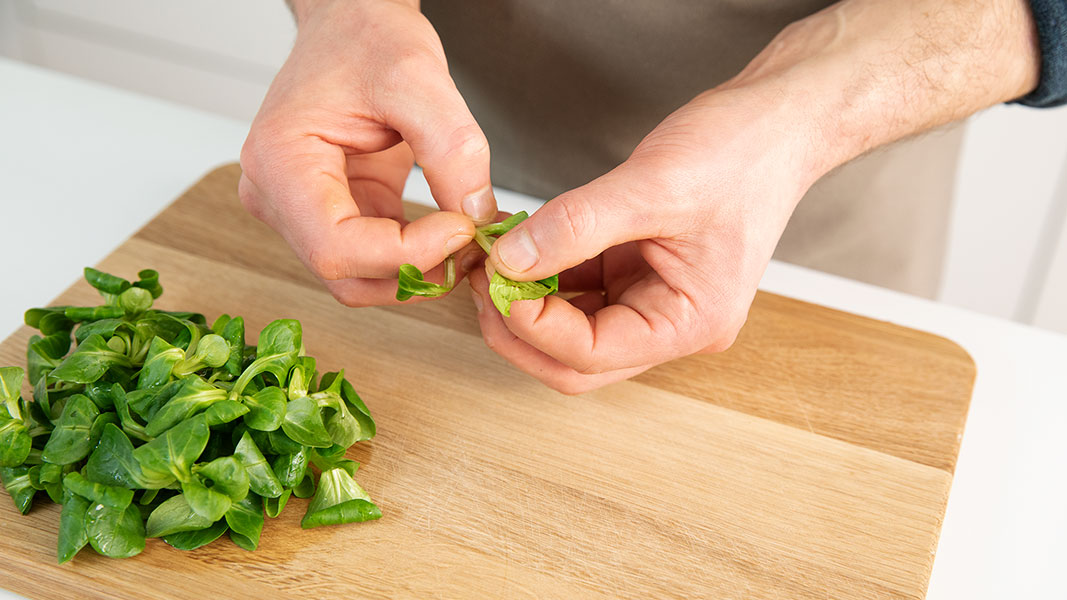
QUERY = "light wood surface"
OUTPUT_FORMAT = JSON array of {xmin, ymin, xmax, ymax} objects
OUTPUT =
[{"xmin": 0, "ymin": 165, "xmax": 975, "ymax": 599}]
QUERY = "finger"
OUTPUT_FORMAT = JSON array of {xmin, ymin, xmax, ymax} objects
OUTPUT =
[
  {"xmin": 324, "ymin": 259, "xmax": 456, "ymax": 307},
  {"xmin": 469, "ymin": 270, "xmax": 649, "ymax": 394},
  {"xmin": 345, "ymin": 143, "xmax": 414, "ymax": 221},
  {"xmin": 244, "ymin": 133, "xmax": 474, "ymax": 281},
  {"xmin": 501, "ymin": 270, "xmax": 724, "ymax": 373},
  {"xmin": 487, "ymin": 175, "xmax": 660, "ymax": 281},
  {"xmin": 382, "ymin": 72, "xmax": 497, "ymax": 225},
  {"xmin": 557, "ymin": 256, "xmax": 604, "ymax": 293},
  {"xmin": 566, "ymin": 291, "xmax": 607, "ymax": 315}
]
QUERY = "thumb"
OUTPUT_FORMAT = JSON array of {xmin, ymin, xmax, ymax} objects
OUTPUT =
[
  {"xmin": 488, "ymin": 182, "xmax": 654, "ymax": 281},
  {"xmin": 385, "ymin": 74, "xmax": 497, "ymax": 225}
]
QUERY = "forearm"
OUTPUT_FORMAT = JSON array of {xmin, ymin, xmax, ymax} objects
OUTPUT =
[
  {"xmin": 286, "ymin": 0, "xmax": 419, "ymax": 25},
  {"xmin": 722, "ymin": 0, "xmax": 1041, "ymax": 183}
]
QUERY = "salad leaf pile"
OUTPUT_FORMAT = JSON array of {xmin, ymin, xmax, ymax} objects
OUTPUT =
[
  {"xmin": 0, "ymin": 268, "xmax": 380, "ymax": 563},
  {"xmin": 396, "ymin": 211, "xmax": 560, "ymax": 316}
]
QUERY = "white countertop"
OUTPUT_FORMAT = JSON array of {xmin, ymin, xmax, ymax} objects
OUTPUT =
[{"xmin": 1, "ymin": 57, "xmax": 1064, "ymax": 598}]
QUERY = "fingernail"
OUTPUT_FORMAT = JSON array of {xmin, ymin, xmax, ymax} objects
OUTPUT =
[
  {"xmin": 461, "ymin": 186, "xmax": 496, "ymax": 225},
  {"xmin": 496, "ymin": 228, "xmax": 538, "ymax": 272},
  {"xmin": 470, "ymin": 288, "xmax": 484, "ymax": 312},
  {"xmin": 444, "ymin": 233, "xmax": 473, "ymax": 255}
]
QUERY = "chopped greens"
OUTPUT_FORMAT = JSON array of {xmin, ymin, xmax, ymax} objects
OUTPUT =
[
  {"xmin": 0, "ymin": 268, "xmax": 380, "ymax": 563},
  {"xmin": 395, "ymin": 211, "xmax": 560, "ymax": 315}
]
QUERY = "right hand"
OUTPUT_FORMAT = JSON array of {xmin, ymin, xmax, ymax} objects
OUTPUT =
[{"xmin": 239, "ymin": 0, "xmax": 496, "ymax": 306}]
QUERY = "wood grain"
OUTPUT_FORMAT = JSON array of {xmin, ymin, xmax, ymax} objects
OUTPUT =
[{"xmin": 0, "ymin": 164, "xmax": 974, "ymax": 599}]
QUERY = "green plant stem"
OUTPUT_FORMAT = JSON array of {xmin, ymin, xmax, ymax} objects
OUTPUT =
[{"xmin": 473, "ymin": 230, "xmax": 494, "ymax": 255}]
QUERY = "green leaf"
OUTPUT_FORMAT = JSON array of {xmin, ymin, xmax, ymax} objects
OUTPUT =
[
  {"xmin": 0, "ymin": 366, "xmax": 24, "ymax": 421},
  {"xmin": 84, "ymin": 381, "xmax": 117, "ymax": 412},
  {"xmin": 20, "ymin": 394, "xmax": 52, "ymax": 440},
  {"xmin": 85, "ymin": 424, "xmax": 169, "ymax": 489},
  {"xmin": 50, "ymin": 334, "xmax": 132, "ymax": 384},
  {"xmin": 309, "ymin": 445, "xmax": 358, "ymax": 478},
  {"xmin": 228, "ymin": 320, "xmax": 302, "ymax": 399},
  {"xmin": 242, "ymin": 386, "xmax": 286, "ymax": 432},
  {"xmin": 109, "ymin": 384, "xmax": 151, "ymax": 442},
  {"xmin": 144, "ymin": 375, "xmax": 226, "ymax": 437},
  {"xmin": 300, "ymin": 468, "xmax": 380, "ymax": 529},
  {"xmin": 84, "ymin": 267, "xmax": 131, "ymax": 296},
  {"xmin": 271, "ymin": 448, "xmax": 308, "ymax": 490},
  {"xmin": 133, "ymin": 269, "xmax": 163, "ymax": 299},
  {"xmin": 182, "ymin": 479, "xmax": 231, "ymax": 522},
  {"xmin": 137, "ymin": 336, "xmax": 185, "ymax": 390},
  {"xmin": 286, "ymin": 357, "xmax": 317, "ymax": 401},
  {"xmin": 27, "ymin": 337, "xmax": 60, "ymax": 387},
  {"xmin": 86, "ymin": 502, "xmax": 145, "ymax": 558},
  {"xmin": 172, "ymin": 334, "xmax": 230, "ymax": 378},
  {"xmin": 62, "ymin": 472, "xmax": 134, "ymax": 509},
  {"xmin": 225, "ymin": 493, "xmax": 264, "ymax": 552},
  {"xmin": 488, "ymin": 271, "xmax": 560, "ymax": 317},
  {"xmin": 29, "ymin": 464, "xmax": 65, "ymax": 504},
  {"xmin": 293, "ymin": 473, "xmax": 316, "ymax": 499},
  {"xmin": 220, "ymin": 316, "xmax": 245, "ymax": 379},
  {"xmin": 340, "ymin": 378, "xmax": 376, "ymax": 441},
  {"xmin": 118, "ymin": 287, "xmax": 153, "ymax": 316},
  {"xmin": 0, "ymin": 418, "xmax": 32, "ymax": 467},
  {"xmin": 0, "ymin": 466, "xmax": 36, "ymax": 514},
  {"xmin": 88, "ymin": 411, "xmax": 120, "ymax": 450},
  {"xmin": 163, "ymin": 519, "xmax": 227, "ymax": 551},
  {"xmin": 64, "ymin": 306, "xmax": 126, "ymax": 322},
  {"xmin": 41, "ymin": 394, "xmax": 99, "ymax": 465},
  {"xmin": 194, "ymin": 456, "xmax": 249, "ymax": 502},
  {"xmin": 127, "ymin": 379, "xmax": 182, "ymax": 423},
  {"xmin": 281, "ymin": 396, "xmax": 332, "ymax": 448},
  {"xmin": 233, "ymin": 432, "xmax": 283, "ymax": 498},
  {"xmin": 57, "ymin": 488, "xmax": 91, "ymax": 563},
  {"xmin": 24, "ymin": 307, "xmax": 69, "ymax": 330},
  {"xmin": 133, "ymin": 415, "xmax": 209, "ymax": 484},
  {"xmin": 73, "ymin": 318, "xmax": 128, "ymax": 345},
  {"xmin": 476, "ymin": 211, "xmax": 528, "ymax": 236},
  {"xmin": 264, "ymin": 489, "xmax": 290, "ymax": 519},
  {"xmin": 145, "ymin": 494, "xmax": 215, "ymax": 538},
  {"xmin": 203, "ymin": 400, "xmax": 248, "ymax": 427},
  {"xmin": 395, "ymin": 264, "xmax": 452, "ymax": 302},
  {"xmin": 30, "ymin": 332, "xmax": 71, "ymax": 362}
]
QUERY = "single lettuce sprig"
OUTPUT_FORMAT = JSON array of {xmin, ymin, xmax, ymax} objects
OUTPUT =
[{"xmin": 395, "ymin": 211, "xmax": 560, "ymax": 315}]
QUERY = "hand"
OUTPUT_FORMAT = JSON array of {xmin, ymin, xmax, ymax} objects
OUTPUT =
[
  {"xmin": 239, "ymin": 0, "xmax": 496, "ymax": 307},
  {"xmin": 468, "ymin": 88, "xmax": 810, "ymax": 393},
  {"xmin": 468, "ymin": 0, "xmax": 1039, "ymax": 394}
]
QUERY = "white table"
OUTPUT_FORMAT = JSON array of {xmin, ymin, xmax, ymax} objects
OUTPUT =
[{"xmin": 1, "ymin": 58, "xmax": 1064, "ymax": 599}]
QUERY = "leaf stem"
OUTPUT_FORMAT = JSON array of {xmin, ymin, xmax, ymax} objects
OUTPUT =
[
  {"xmin": 444, "ymin": 256, "xmax": 456, "ymax": 289},
  {"xmin": 473, "ymin": 230, "xmax": 495, "ymax": 255}
]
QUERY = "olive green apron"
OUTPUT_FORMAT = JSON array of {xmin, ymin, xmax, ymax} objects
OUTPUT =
[{"xmin": 422, "ymin": 1, "xmax": 962, "ymax": 297}]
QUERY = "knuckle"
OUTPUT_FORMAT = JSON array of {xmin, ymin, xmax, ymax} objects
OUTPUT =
[
  {"xmin": 572, "ymin": 357, "xmax": 604, "ymax": 376},
  {"xmin": 553, "ymin": 195, "xmax": 597, "ymax": 245},
  {"xmin": 482, "ymin": 331, "xmax": 502, "ymax": 353},
  {"xmin": 549, "ymin": 377, "xmax": 592, "ymax": 396},
  {"xmin": 237, "ymin": 177, "xmax": 261, "ymax": 218},
  {"xmin": 442, "ymin": 123, "xmax": 490, "ymax": 162},
  {"xmin": 383, "ymin": 46, "xmax": 444, "ymax": 93}
]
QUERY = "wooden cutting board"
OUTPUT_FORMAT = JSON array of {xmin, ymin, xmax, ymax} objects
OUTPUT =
[{"xmin": 0, "ymin": 165, "xmax": 974, "ymax": 599}]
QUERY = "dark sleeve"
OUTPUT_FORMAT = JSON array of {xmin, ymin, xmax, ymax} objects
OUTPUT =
[{"xmin": 1015, "ymin": 0, "xmax": 1067, "ymax": 107}]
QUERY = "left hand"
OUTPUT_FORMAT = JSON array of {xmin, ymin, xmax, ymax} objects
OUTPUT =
[
  {"xmin": 468, "ymin": 86, "xmax": 815, "ymax": 394},
  {"xmin": 467, "ymin": 0, "xmax": 1039, "ymax": 394}
]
